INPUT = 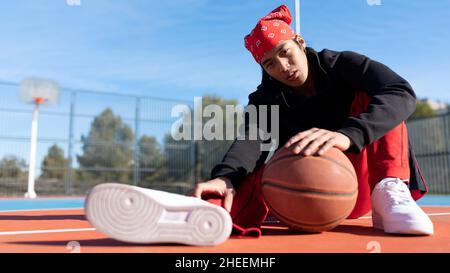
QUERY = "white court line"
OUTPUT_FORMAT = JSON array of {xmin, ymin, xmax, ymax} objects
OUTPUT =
[
  {"xmin": 359, "ymin": 212, "xmax": 450, "ymax": 219},
  {"xmin": 426, "ymin": 212, "xmax": 450, "ymax": 216},
  {"xmin": 0, "ymin": 208, "xmax": 84, "ymax": 213},
  {"xmin": 0, "ymin": 228, "xmax": 96, "ymax": 236}
]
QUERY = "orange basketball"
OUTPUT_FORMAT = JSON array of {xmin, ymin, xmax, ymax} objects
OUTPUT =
[{"xmin": 262, "ymin": 147, "xmax": 358, "ymax": 233}]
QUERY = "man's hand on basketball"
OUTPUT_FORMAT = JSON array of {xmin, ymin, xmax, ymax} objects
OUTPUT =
[
  {"xmin": 193, "ymin": 177, "xmax": 235, "ymax": 213},
  {"xmin": 284, "ymin": 128, "xmax": 353, "ymax": 156}
]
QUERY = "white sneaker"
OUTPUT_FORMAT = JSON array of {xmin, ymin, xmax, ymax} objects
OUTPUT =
[
  {"xmin": 85, "ymin": 183, "xmax": 233, "ymax": 246},
  {"xmin": 371, "ymin": 177, "xmax": 434, "ymax": 235}
]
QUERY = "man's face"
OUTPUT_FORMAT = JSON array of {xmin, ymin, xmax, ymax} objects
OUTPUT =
[{"xmin": 260, "ymin": 39, "xmax": 309, "ymax": 88}]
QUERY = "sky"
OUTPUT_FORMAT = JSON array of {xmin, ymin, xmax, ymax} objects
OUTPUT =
[
  {"xmin": 0, "ymin": 0, "xmax": 450, "ymax": 173},
  {"xmin": 0, "ymin": 0, "xmax": 449, "ymax": 105}
]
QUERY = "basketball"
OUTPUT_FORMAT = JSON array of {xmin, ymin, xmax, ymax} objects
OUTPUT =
[{"xmin": 261, "ymin": 147, "xmax": 358, "ymax": 233}]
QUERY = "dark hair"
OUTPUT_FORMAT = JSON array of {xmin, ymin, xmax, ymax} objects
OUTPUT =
[{"xmin": 292, "ymin": 38, "xmax": 307, "ymax": 52}]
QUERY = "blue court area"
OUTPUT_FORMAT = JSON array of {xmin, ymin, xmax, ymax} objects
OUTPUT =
[
  {"xmin": 0, "ymin": 198, "xmax": 85, "ymax": 211},
  {"xmin": 416, "ymin": 195, "xmax": 450, "ymax": 206},
  {"xmin": 0, "ymin": 195, "xmax": 449, "ymax": 212}
]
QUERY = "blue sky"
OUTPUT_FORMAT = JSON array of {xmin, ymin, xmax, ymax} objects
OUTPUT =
[
  {"xmin": 1, "ymin": 0, "xmax": 450, "ymax": 172},
  {"xmin": 1, "ymin": 0, "xmax": 449, "ymax": 105}
]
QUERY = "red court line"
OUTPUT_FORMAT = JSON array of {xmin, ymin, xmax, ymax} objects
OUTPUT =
[{"xmin": 0, "ymin": 207, "xmax": 449, "ymax": 253}]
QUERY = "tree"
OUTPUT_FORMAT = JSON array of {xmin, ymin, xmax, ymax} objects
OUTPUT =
[
  {"xmin": 163, "ymin": 134, "xmax": 193, "ymax": 183},
  {"xmin": 0, "ymin": 155, "xmax": 26, "ymax": 178},
  {"xmin": 163, "ymin": 95, "xmax": 239, "ymax": 183},
  {"xmin": 195, "ymin": 95, "xmax": 240, "ymax": 180},
  {"xmin": 40, "ymin": 144, "xmax": 69, "ymax": 180},
  {"xmin": 408, "ymin": 99, "xmax": 437, "ymax": 120},
  {"xmin": 77, "ymin": 108, "xmax": 134, "ymax": 182},
  {"xmin": 138, "ymin": 135, "xmax": 165, "ymax": 184}
]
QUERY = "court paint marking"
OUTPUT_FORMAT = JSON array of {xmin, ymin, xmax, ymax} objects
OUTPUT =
[
  {"xmin": 0, "ymin": 208, "xmax": 83, "ymax": 213},
  {"xmin": 358, "ymin": 211, "xmax": 450, "ymax": 219},
  {"xmin": 0, "ymin": 228, "xmax": 96, "ymax": 236}
]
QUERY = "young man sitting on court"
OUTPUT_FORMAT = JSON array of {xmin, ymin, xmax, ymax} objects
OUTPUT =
[
  {"xmin": 194, "ymin": 4, "xmax": 433, "ymax": 236},
  {"xmin": 86, "ymin": 4, "xmax": 433, "ymax": 246}
]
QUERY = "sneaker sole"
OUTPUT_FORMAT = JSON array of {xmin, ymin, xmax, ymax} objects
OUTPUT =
[
  {"xmin": 372, "ymin": 211, "xmax": 434, "ymax": 235},
  {"xmin": 85, "ymin": 183, "xmax": 233, "ymax": 246}
]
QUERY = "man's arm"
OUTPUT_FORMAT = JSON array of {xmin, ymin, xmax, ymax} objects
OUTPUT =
[
  {"xmin": 210, "ymin": 91, "xmax": 271, "ymax": 189},
  {"xmin": 331, "ymin": 50, "xmax": 416, "ymax": 153}
]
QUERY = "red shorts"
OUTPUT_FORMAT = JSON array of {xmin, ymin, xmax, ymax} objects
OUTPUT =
[{"xmin": 207, "ymin": 92, "xmax": 411, "ymax": 236}]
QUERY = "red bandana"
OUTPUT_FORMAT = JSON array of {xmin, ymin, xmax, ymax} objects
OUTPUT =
[{"xmin": 244, "ymin": 5, "xmax": 296, "ymax": 64}]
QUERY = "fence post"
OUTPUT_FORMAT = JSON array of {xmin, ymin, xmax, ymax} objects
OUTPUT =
[
  {"xmin": 443, "ymin": 114, "xmax": 450, "ymax": 193},
  {"xmin": 66, "ymin": 91, "xmax": 75, "ymax": 194},
  {"xmin": 133, "ymin": 97, "xmax": 141, "ymax": 186}
]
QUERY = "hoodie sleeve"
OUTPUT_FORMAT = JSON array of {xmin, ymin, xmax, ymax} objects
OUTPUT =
[
  {"xmin": 209, "ymin": 90, "xmax": 271, "ymax": 189},
  {"xmin": 332, "ymin": 51, "xmax": 417, "ymax": 153}
]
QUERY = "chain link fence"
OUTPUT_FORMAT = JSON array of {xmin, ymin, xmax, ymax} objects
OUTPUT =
[
  {"xmin": 0, "ymin": 80, "xmax": 449, "ymax": 197},
  {"xmin": 0, "ymin": 81, "xmax": 234, "ymax": 197},
  {"xmin": 407, "ymin": 114, "xmax": 450, "ymax": 194}
]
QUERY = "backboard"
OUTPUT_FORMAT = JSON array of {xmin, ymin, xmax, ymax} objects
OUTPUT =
[{"xmin": 19, "ymin": 77, "xmax": 60, "ymax": 106}]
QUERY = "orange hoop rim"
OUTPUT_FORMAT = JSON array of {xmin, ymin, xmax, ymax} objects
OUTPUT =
[{"xmin": 32, "ymin": 96, "xmax": 49, "ymax": 105}]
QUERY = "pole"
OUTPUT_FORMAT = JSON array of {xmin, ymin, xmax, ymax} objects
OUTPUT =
[
  {"xmin": 66, "ymin": 91, "xmax": 75, "ymax": 194},
  {"xmin": 295, "ymin": 0, "xmax": 301, "ymax": 34},
  {"xmin": 133, "ymin": 98, "xmax": 141, "ymax": 186},
  {"xmin": 25, "ymin": 104, "xmax": 39, "ymax": 198}
]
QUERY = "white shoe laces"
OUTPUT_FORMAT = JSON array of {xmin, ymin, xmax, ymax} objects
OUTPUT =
[{"xmin": 379, "ymin": 179, "xmax": 413, "ymax": 206}]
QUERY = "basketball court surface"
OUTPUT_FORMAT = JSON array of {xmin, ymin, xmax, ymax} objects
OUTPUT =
[{"xmin": 0, "ymin": 197, "xmax": 449, "ymax": 253}]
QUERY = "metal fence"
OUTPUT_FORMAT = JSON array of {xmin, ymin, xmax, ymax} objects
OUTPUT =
[
  {"xmin": 407, "ymin": 114, "xmax": 450, "ymax": 194},
  {"xmin": 0, "ymin": 80, "xmax": 449, "ymax": 197},
  {"xmin": 0, "ymin": 81, "xmax": 233, "ymax": 197}
]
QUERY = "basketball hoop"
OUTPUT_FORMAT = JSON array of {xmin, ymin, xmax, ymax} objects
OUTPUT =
[
  {"xmin": 20, "ymin": 77, "xmax": 59, "ymax": 106},
  {"xmin": 19, "ymin": 77, "xmax": 60, "ymax": 199}
]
